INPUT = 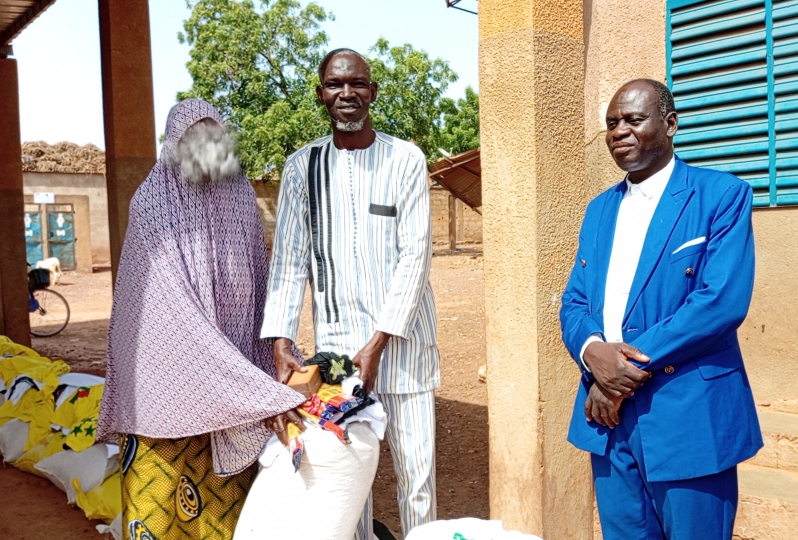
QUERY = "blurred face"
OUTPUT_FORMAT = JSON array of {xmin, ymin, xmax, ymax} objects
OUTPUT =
[
  {"xmin": 605, "ymin": 82, "xmax": 678, "ymax": 181},
  {"xmin": 316, "ymin": 53, "xmax": 378, "ymax": 132},
  {"xmin": 173, "ymin": 118, "xmax": 239, "ymax": 184}
]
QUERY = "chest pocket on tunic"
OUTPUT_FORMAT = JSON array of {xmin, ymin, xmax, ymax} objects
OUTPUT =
[{"xmin": 369, "ymin": 203, "xmax": 397, "ymax": 217}]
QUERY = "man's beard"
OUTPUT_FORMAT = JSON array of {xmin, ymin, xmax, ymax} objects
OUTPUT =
[
  {"xmin": 169, "ymin": 119, "xmax": 241, "ymax": 185},
  {"xmin": 335, "ymin": 117, "xmax": 367, "ymax": 133}
]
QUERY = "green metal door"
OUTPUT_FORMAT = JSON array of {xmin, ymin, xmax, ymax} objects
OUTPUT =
[
  {"xmin": 46, "ymin": 204, "xmax": 76, "ymax": 270},
  {"xmin": 24, "ymin": 204, "xmax": 44, "ymax": 264}
]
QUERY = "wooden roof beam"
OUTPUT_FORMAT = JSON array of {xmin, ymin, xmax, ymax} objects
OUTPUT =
[{"xmin": 0, "ymin": 0, "xmax": 57, "ymax": 47}]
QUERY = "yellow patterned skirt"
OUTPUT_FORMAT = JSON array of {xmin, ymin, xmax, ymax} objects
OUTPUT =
[{"xmin": 120, "ymin": 434, "xmax": 256, "ymax": 540}]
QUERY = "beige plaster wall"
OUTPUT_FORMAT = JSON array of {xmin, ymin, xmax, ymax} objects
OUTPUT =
[
  {"xmin": 22, "ymin": 172, "xmax": 110, "ymax": 267},
  {"xmin": 739, "ymin": 209, "xmax": 798, "ymax": 405},
  {"xmin": 480, "ymin": 0, "xmax": 592, "ymax": 537},
  {"xmin": 584, "ymin": 0, "xmax": 667, "ymax": 195}
]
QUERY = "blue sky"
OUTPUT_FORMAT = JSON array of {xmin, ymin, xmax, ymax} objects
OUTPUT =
[{"xmin": 13, "ymin": 0, "xmax": 478, "ymax": 149}]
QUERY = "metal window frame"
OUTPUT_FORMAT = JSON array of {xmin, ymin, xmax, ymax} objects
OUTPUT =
[{"xmin": 666, "ymin": 0, "xmax": 790, "ymax": 208}]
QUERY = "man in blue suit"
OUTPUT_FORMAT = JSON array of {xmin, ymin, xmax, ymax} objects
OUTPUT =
[{"xmin": 560, "ymin": 79, "xmax": 763, "ymax": 539}]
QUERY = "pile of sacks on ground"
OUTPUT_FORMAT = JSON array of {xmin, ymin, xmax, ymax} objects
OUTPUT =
[{"xmin": 0, "ymin": 336, "xmax": 121, "ymax": 539}]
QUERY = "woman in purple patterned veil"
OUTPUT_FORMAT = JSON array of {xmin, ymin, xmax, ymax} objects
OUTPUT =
[{"xmin": 97, "ymin": 99, "xmax": 305, "ymax": 539}]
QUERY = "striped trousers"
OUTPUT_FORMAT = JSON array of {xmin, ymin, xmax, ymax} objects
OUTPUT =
[{"xmin": 356, "ymin": 390, "xmax": 437, "ymax": 539}]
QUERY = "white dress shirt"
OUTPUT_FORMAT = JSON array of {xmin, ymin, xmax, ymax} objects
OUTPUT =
[{"xmin": 581, "ymin": 157, "xmax": 676, "ymax": 368}]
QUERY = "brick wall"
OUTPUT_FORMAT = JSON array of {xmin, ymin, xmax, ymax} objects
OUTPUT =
[{"xmin": 430, "ymin": 187, "xmax": 483, "ymax": 245}]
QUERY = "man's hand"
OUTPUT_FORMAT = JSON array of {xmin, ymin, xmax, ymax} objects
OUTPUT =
[
  {"xmin": 585, "ymin": 382, "xmax": 624, "ymax": 428},
  {"xmin": 265, "ymin": 409, "xmax": 305, "ymax": 447},
  {"xmin": 274, "ymin": 338, "xmax": 306, "ymax": 384},
  {"xmin": 352, "ymin": 331, "xmax": 391, "ymax": 395},
  {"xmin": 583, "ymin": 341, "xmax": 651, "ymax": 398}
]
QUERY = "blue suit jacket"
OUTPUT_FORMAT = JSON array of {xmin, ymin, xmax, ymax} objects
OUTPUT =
[{"xmin": 560, "ymin": 157, "xmax": 763, "ymax": 482}]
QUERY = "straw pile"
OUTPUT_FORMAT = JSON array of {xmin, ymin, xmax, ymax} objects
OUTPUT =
[{"xmin": 21, "ymin": 141, "xmax": 105, "ymax": 175}]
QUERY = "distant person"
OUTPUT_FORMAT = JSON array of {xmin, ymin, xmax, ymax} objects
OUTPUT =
[
  {"xmin": 560, "ymin": 79, "xmax": 762, "ymax": 539},
  {"xmin": 261, "ymin": 48, "xmax": 439, "ymax": 539},
  {"xmin": 97, "ymin": 98, "xmax": 305, "ymax": 539}
]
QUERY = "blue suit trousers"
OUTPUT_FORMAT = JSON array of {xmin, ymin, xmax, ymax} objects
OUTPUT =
[{"xmin": 592, "ymin": 398, "xmax": 738, "ymax": 540}]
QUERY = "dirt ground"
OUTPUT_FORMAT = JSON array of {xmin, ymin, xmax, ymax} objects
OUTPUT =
[{"xmin": 0, "ymin": 247, "xmax": 488, "ymax": 539}]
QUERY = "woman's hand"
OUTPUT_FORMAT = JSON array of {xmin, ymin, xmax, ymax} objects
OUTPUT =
[
  {"xmin": 265, "ymin": 409, "xmax": 305, "ymax": 446},
  {"xmin": 274, "ymin": 338, "xmax": 306, "ymax": 384}
]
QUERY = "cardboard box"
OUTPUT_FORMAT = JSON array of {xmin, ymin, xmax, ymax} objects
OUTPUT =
[{"xmin": 287, "ymin": 364, "xmax": 322, "ymax": 399}]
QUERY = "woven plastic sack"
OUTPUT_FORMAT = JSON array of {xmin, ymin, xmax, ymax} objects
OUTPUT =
[
  {"xmin": 234, "ymin": 423, "xmax": 379, "ymax": 540},
  {"xmin": 96, "ymin": 513, "xmax": 122, "ymax": 540},
  {"xmin": 14, "ymin": 431, "xmax": 67, "ymax": 476},
  {"xmin": 74, "ymin": 472, "xmax": 122, "ymax": 524},
  {"xmin": 36, "ymin": 443, "xmax": 119, "ymax": 504},
  {"xmin": 0, "ymin": 419, "xmax": 29, "ymax": 463}
]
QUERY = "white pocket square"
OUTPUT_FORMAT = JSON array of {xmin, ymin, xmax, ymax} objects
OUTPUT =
[{"xmin": 673, "ymin": 236, "xmax": 706, "ymax": 254}]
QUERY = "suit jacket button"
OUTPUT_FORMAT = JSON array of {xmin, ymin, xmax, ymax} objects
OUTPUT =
[
  {"xmin": 664, "ymin": 366, "xmax": 675, "ymax": 374},
  {"xmin": 581, "ymin": 259, "xmax": 587, "ymax": 268},
  {"xmin": 685, "ymin": 268, "xmax": 694, "ymax": 276}
]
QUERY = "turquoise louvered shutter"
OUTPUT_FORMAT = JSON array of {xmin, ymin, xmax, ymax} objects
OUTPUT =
[
  {"xmin": 667, "ymin": 0, "xmax": 798, "ymax": 207},
  {"xmin": 773, "ymin": 0, "xmax": 798, "ymax": 205}
]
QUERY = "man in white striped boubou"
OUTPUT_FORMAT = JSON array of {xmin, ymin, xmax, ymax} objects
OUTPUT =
[{"xmin": 261, "ymin": 48, "xmax": 439, "ymax": 540}]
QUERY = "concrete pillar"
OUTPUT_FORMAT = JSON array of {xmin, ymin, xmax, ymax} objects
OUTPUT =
[
  {"xmin": 98, "ymin": 0, "xmax": 156, "ymax": 279},
  {"xmin": 0, "ymin": 56, "xmax": 32, "ymax": 346},
  {"xmin": 479, "ymin": 1, "xmax": 592, "ymax": 538}
]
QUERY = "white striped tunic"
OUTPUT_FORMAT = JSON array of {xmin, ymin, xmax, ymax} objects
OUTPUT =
[{"xmin": 261, "ymin": 132, "xmax": 440, "ymax": 394}]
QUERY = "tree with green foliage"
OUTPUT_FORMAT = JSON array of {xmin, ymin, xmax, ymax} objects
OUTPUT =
[
  {"xmin": 178, "ymin": 0, "xmax": 475, "ymax": 180},
  {"xmin": 179, "ymin": 0, "xmax": 330, "ymax": 179},
  {"xmin": 439, "ymin": 86, "xmax": 480, "ymax": 156},
  {"xmin": 368, "ymin": 38, "xmax": 458, "ymax": 161}
]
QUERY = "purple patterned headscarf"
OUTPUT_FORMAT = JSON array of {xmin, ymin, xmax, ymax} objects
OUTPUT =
[{"xmin": 97, "ymin": 99, "xmax": 305, "ymax": 475}]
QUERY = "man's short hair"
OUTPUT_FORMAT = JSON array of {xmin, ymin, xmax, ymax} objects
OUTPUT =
[
  {"xmin": 640, "ymin": 79, "xmax": 676, "ymax": 119},
  {"xmin": 317, "ymin": 48, "xmax": 371, "ymax": 83}
]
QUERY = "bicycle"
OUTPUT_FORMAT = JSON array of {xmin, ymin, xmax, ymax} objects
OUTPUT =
[{"xmin": 27, "ymin": 265, "xmax": 70, "ymax": 337}]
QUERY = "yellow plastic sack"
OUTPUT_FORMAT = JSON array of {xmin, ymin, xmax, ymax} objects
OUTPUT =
[
  {"xmin": 0, "ymin": 336, "xmax": 42, "ymax": 359},
  {"xmin": 64, "ymin": 414, "xmax": 99, "ymax": 452},
  {"xmin": 0, "ymin": 384, "xmax": 57, "ymax": 449},
  {"xmin": 73, "ymin": 472, "xmax": 122, "ymax": 524},
  {"xmin": 0, "ymin": 350, "xmax": 69, "ymax": 394},
  {"xmin": 0, "ymin": 355, "xmax": 64, "ymax": 387},
  {"xmin": 13, "ymin": 432, "xmax": 67, "ymax": 476},
  {"xmin": 0, "ymin": 387, "xmax": 41, "ymax": 428},
  {"xmin": 0, "ymin": 354, "xmax": 70, "ymax": 448},
  {"xmin": 52, "ymin": 385, "xmax": 104, "ymax": 430}
]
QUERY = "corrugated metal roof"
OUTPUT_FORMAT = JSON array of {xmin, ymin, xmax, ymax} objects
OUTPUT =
[
  {"xmin": 1, "ymin": 0, "xmax": 57, "ymax": 47},
  {"xmin": 428, "ymin": 147, "xmax": 481, "ymax": 214}
]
